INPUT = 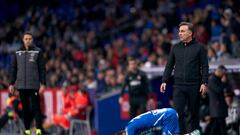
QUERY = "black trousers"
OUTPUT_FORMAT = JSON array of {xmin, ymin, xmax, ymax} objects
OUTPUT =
[
  {"xmin": 209, "ymin": 118, "xmax": 227, "ymax": 135},
  {"xmin": 129, "ymin": 96, "xmax": 147, "ymax": 119},
  {"xmin": 173, "ymin": 84, "xmax": 200, "ymax": 134},
  {"xmin": 0, "ymin": 113, "xmax": 9, "ymax": 129},
  {"xmin": 19, "ymin": 90, "xmax": 42, "ymax": 130}
]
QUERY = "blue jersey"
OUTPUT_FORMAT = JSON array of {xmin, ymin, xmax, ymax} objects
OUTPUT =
[{"xmin": 125, "ymin": 108, "xmax": 180, "ymax": 135}]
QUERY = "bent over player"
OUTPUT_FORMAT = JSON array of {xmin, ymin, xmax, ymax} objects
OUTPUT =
[
  {"xmin": 116, "ymin": 108, "xmax": 201, "ymax": 135},
  {"xmin": 117, "ymin": 108, "xmax": 180, "ymax": 135}
]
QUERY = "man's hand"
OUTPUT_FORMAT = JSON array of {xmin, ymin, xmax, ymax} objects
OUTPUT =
[
  {"xmin": 160, "ymin": 83, "xmax": 167, "ymax": 93},
  {"xmin": 9, "ymin": 85, "xmax": 15, "ymax": 94},
  {"xmin": 200, "ymin": 84, "xmax": 207, "ymax": 95},
  {"xmin": 118, "ymin": 97, "xmax": 123, "ymax": 104},
  {"xmin": 221, "ymin": 75, "xmax": 227, "ymax": 82},
  {"xmin": 39, "ymin": 84, "xmax": 46, "ymax": 94}
]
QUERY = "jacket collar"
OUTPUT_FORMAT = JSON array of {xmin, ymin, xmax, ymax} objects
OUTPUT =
[
  {"xmin": 182, "ymin": 38, "xmax": 197, "ymax": 46},
  {"xmin": 20, "ymin": 44, "xmax": 35, "ymax": 51},
  {"xmin": 129, "ymin": 69, "xmax": 140, "ymax": 75},
  {"xmin": 213, "ymin": 74, "xmax": 222, "ymax": 80}
]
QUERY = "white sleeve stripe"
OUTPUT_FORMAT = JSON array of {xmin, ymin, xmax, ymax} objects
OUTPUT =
[{"xmin": 153, "ymin": 113, "xmax": 165, "ymax": 126}]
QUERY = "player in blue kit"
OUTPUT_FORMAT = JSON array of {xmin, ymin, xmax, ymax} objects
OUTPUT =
[
  {"xmin": 116, "ymin": 108, "xmax": 180, "ymax": 135},
  {"xmin": 116, "ymin": 108, "xmax": 201, "ymax": 135}
]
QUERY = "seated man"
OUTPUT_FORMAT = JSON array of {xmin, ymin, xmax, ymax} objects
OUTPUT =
[
  {"xmin": 53, "ymin": 84, "xmax": 89, "ymax": 129},
  {"xmin": 116, "ymin": 108, "xmax": 201, "ymax": 135}
]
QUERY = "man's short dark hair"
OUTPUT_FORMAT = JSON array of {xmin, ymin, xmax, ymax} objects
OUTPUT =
[
  {"xmin": 218, "ymin": 65, "xmax": 227, "ymax": 72},
  {"xmin": 224, "ymin": 91, "xmax": 234, "ymax": 98},
  {"xmin": 127, "ymin": 56, "xmax": 137, "ymax": 62},
  {"xmin": 22, "ymin": 31, "xmax": 34, "ymax": 38},
  {"xmin": 179, "ymin": 21, "xmax": 194, "ymax": 33}
]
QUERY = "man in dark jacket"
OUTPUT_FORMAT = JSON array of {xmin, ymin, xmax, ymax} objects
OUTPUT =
[
  {"xmin": 8, "ymin": 32, "xmax": 46, "ymax": 135},
  {"xmin": 119, "ymin": 57, "xmax": 150, "ymax": 118},
  {"xmin": 160, "ymin": 22, "xmax": 209, "ymax": 134},
  {"xmin": 208, "ymin": 65, "xmax": 228, "ymax": 135}
]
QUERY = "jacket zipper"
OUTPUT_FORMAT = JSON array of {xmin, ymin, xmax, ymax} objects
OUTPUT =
[
  {"xmin": 183, "ymin": 43, "xmax": 186, "ymax": 83},
  {"xmin": 25, "ymin": 50, "xmax": 27, "ymax": 88}
]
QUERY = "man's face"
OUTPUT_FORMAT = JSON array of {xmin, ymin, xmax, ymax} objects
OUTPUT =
[
  {"xmin": 219, "ymin": 70, "xmax": 226, "ymax": 77},
  {"xmin": 22, "ymin": 34, "xmax": 33, "ymax": 47},
  {"xmin": 224, "ymin": 96, "xmax": 232, "ymax": 106},
  {"xmin": 128, "ymin": 60, "xmax": 137, "ymax": 72},
  {"xmin": 178, "ymin": 25, "xmax": 192, "ymax": 42}
]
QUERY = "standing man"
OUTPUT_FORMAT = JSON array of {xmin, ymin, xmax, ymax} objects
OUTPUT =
[
  {"xmin": 9, "ymin": 32, "xmax": 46, "ymax": 135},
  {"xmin": 160, "ymin": 22, "xmax": 209, "ymax": 134},
  {"xmin": 208, "ymin": 65, "xmax": 228, "ymax": 135},
  {"xmin": 119, "ymin": 57, "xmax": 150, "ymax": 118}
]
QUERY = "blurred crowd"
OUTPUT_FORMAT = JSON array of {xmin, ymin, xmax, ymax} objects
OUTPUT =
[
  {"xmin": 1, "ymin": 0, "xmax": 240, "ymax": 94},
  {"xmin": 0, "ymin": 0, "xmax": 240, "ymax": 134}
]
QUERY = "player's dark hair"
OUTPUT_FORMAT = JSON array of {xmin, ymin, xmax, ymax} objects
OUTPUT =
[{"xmin": 115, "ymin": 130, "xmax": 125, "ymax": 135}]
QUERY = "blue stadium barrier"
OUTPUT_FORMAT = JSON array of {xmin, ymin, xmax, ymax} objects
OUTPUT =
[{"xmin": 95, "ymin": 90, "xmax": 128, "ymax": 135}]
